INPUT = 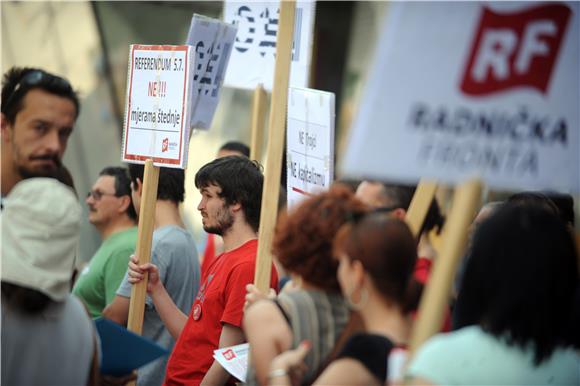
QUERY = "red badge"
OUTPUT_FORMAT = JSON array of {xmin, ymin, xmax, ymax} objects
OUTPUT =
[{"xmin": 193, "ymin": 303, "xmax": 202, "ymax": 321}]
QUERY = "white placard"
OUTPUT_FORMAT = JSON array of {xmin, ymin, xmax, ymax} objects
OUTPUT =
[
  {"xmin": 223, "ymin": 1, "xmax": 315, "ymax": 91},
  {"xmin": 122, "ymin": 45, "xmax": 193, "ymax": 168},
  {"xmin": 287, "ymin": 87, "xmax": 335, "ymax": 209},
  {"xmin": 186, "ymin": 14, "xmax": 237, "ymax": 130},
  {"xmin": 342, "ymin": 2, "xmax": 580, "ymax": 192},
  {"xmin": 213, "ymin": 343, "xmax": 249, "ymax": 382}
]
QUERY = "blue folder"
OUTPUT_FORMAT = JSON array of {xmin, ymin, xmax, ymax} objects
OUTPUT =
[{"xmin": 95, "ymin": 318, "xmax": 169, "ymax": 376}]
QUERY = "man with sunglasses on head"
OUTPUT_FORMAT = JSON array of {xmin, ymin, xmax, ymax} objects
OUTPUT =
[
  {"xmin": 1, "ymin": 67, "xmax": 79, "ymax": 197},
  {"xmin": 73, "ymin": 166, "xmax": 138, "ymax": 318}
]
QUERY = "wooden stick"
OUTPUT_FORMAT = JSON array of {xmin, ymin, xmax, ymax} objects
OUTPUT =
[
  {"xmin": 405, "ymin": 180, "xmax": 438, "ymax": 238},
  {"xmin": 408, "ymin": 179, "xmax": 482, "ymax": 355},
  {"xmin": 127, "ymin": 160, "xmax": 160, "ymax": 335},
  {"xmin": 250, "ymin": 84, "xmax": 267, "ymax": 162},
  {"xmin": 254, "ymin": 0, "xmax": 296, "ymax": 293}
]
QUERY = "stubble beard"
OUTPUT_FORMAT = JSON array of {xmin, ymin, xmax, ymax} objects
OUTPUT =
[
  {"xmin": 13, "ymin": 143, "xmax": 62, "ymax": 179},
  {"xmin": 203, "ymin": 207, "xmax": 234, "ymax": 236}
]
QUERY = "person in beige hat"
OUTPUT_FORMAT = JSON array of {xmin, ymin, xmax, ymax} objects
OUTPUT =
[{"xmin": 1, "ymin": 177, "xmax": 97, "ymax": 385}]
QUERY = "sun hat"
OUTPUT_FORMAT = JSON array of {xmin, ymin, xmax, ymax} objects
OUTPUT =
[{"xmin": 1, "ymin": 178, "xmax": 81, "ymax": 301}]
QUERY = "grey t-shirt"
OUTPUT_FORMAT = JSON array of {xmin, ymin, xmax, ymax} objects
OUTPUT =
[
  {"xmin": 2, "ymin": 294, "xmax": 95, "ymax": 386},
  {"xmin": 117, "ymin": 225, "xmax": 200, "ymax": 386}
]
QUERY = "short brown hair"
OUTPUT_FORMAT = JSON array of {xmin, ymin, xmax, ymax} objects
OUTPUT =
[
  {"xmin": 333, "ymin": 214, "xmax": 418, "ymax": 310},
  {"xmin": 273, "ymin": 184, "xmax": 368, "ymax": 292}
]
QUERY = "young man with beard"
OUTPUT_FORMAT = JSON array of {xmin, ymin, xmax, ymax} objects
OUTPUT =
[
  {"xmin": 201, "ymin": 141, "xmax": 251, "ymax": 275},
  {"xmin": 1, "ymin": 67, "xmax": 79, "ymax": 197},
  {"xmin": 103, "ymin": 164, "xmax": 200, "ymax": 386},
  {"xmin": 127, "ymin": 156, "xmax": 278, "ymax": 386},
  {"xmin": 73, "ymin": 166, "xmax": 138, "ymax": 318}
]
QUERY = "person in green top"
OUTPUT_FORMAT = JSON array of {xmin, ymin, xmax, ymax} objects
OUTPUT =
[{"xmin": 73, "ymin": 166, "xmax": 137, "ymax": 318}]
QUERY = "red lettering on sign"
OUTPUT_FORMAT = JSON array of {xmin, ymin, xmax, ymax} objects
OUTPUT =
[{"xmin": 460, "ymin": 3, "xmax": 571, "ymax": 96}]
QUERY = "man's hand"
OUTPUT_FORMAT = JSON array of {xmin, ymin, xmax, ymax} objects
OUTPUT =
[{"xmin": 127, "ymin": 254, "xmax": 161, "ymax": 295}]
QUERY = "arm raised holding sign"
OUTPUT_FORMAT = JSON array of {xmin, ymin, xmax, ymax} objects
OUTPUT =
[
  {"xmin": 126, "ymin": 255, "xmax": 188, "ymax": 339},
  {"xmin": 128, "ymin": 157, "xmax": 278, "ymax": 386},
  {"xmin": 103, "ymin": 165, "xmax": 200, "ymax": 386}
]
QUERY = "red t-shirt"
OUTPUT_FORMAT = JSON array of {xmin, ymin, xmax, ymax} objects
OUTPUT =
[
  {"xmin": 164, "ymin": 239, "xmax": 278, "ymax": 386},
  {"xmin": 201, "ymin": 233, "xmax": 216, "ymax": 275},
  {"xmin": 413, "ymin": 257, "xmax": 452, "ymax": 332}
]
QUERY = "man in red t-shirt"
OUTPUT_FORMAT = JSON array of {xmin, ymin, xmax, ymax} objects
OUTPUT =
[{"xmin": 127, "ymin": 156, "xmax": 277, "ymax": 385}]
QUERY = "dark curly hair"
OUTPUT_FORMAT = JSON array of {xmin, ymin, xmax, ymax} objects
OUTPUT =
[
  {"xmin": 2, "ymin": 67, "xmax": 79, "ymax": 124},
  {"xmin": 273, "ymin": 184, "xmax": 368, "ymax": 293},
  {"xmin": 195, "ymin": 156, "xmax": 264, "ymax": 232}
]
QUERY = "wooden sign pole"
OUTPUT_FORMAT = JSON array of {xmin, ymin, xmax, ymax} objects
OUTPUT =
[
  {"xmin": 253, "ymin": 0, "xmax": 296, "ymax": 293},
  {"xmin": 408, "ymin": 179, "xmax": 482, "ymax": 355},
  {"xmin": 405, "ymin": 180, "xmax": 438, "ymax": 238},
  {"xmin": 127, "ymin": 159, "xmax": 160, "ymax": 335},
  {"xmin": 250, "ymin": 84, "xmax": 267, "ymax": 162}
]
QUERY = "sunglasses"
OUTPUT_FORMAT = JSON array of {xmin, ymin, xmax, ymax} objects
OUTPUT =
[{"xmin": 4, "ymin": 70, "xmax": 73, "ymax": 111}]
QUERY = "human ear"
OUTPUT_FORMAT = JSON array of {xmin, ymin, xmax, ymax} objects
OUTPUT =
[
  {"xmin": 392, "ymin": 208, "xmax": 406, "ymax": 220},
  {"xmin": 118, "ymin": 195, "xmax": 131, "ymax": 214},
  {"xmin": 1, "ymin": 113, "xmax": 13, "ymax": 143},
  {"xmin": 136, "ymin": 178, "xmax": 144, "ymax": 196},
  {"xmin": 230, "ymin": 201, "xmax": 242, "ymax": 212}
]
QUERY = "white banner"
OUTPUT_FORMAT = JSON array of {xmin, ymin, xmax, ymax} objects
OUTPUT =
[
  {"xmin": 287, "ymin": 87, "xmax": 335, "ymax": 209},
  {"xmin": 223, "ymin": 1, "xmax": 315, "ymax": 91},
  {"xmin": 186, "ymin": 14, "xmax": 237, "ymax": 130},
  {"xmin": 342, "ymin": 2, "xmax": 579, "ymax": 192},
  {"xmin": 122, "ymin": 45, "xmax": 193, "ymax": 168}
]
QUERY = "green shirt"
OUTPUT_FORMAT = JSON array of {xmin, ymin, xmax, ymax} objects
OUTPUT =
[{"xmin": 73, "ymin": 227, "xmax": 137, "ymax": 318}]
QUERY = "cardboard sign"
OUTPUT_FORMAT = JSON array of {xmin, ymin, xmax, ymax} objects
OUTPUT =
[
  {"xmin": 223, "ymin": 1, "xmax": 315, "ymax": 90},
  {"xmin": 186, "ymin": 14, "xmax": 237, "ymax": 130},
  {"xmin": 342, "ymin": 2, "xmax": 579, "ymax": 192},
  {"xmin": 286, "ymin": 87, "xmax": 335, "ymax": 209},
  {"xmin": 122, "ymin": 45, "xmax": 193, "ymax": 168}
]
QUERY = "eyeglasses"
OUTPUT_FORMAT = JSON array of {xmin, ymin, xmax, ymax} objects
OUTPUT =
[
  {"xmin": 86, "ymin": 190, "xmax": 118, "ymax": 201},
  {"xmin": 3, "ymin": 70, "xmax": 73, "ymax": 111}
]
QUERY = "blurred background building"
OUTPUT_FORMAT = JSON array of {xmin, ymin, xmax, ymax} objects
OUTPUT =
[
  {"xmin": 3, "ymin": 1, "xmax": 578, "ymax": 264},
  {"xmin": 1, "ymin": 1, "xmax": 388, "ymax": 263}
]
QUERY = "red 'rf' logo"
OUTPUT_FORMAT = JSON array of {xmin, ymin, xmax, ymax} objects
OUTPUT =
[
  {"xmin": 162, "ymin": 138, "xmax": 169, "ymax": 152},
  {"xmin": 222, "ymin": 349, "xmax": 236, "ymax": 360},
  {"xmin": 460, "ymin": 3, "xmax": 571, "ymax": 96}
]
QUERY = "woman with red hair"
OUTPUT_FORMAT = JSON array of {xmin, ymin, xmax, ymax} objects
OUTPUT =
[{"xmin": 243, "ymin": 185, "xmax": 368, "ymax": 386}]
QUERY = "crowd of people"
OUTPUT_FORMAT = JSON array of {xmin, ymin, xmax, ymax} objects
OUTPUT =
[{"xmin": 2, "ymin": 67, "xmax": 579, "ymax": 386}]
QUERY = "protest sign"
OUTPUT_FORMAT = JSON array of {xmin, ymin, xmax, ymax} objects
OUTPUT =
[
  {"xmin": 410, "ymin": 179, "xmax": 482, "ymax": 355},
  {"xmin": 126, "ymin": 160, "xmax": 159, "ymax": 339},
  {"xmin": 223, "ymin": 1, "xmax": 315, "ymax": 90},
  {"xmin": 250, "ymin": 84, "xmax": 268, "ymax": 161},
  {"xmin": 342, "ymin": 2, "xmax": 579, "ymax": 193},
  {"xmin": 286, "ymin": 87, "xmax": 335, "ymax": 209},
  {"xmin": 254, "ymin": 1, "xmax": 296, "ymax": 293},
  {"xmin": 122, "ymin": 45, "xmax": 193, "ymax": 168},
  {"xmin": 186, "ymin": 14, "xmax": 237, "ymax": 130}
]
